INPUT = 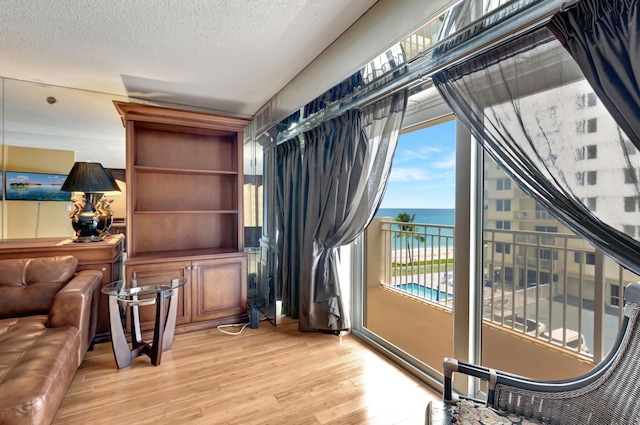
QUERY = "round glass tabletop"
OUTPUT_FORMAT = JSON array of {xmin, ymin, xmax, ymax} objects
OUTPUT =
[{"xmin": 101, "ymin": 277, "xmax": 187, "ymax": 299}]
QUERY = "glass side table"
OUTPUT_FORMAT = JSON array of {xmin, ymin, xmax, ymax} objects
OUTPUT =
[{"xmin": 101, "ymin": 277, "xmax": 187, "ymax": 368}]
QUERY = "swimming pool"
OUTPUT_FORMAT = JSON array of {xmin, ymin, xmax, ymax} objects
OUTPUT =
[{"xmin": 395, "ymin": 283, "xmax": 453, "ymax": 301}]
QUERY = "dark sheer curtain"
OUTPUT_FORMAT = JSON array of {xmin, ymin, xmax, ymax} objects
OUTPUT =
[
  {"xmin": 548, "ymin": 0, "xmax": 640, "ymax": 150},
  {"xmin": 275, "ymin": 138, "xmax": 303, "ymax": 319},
  {"xmin": 275, "ymin": 45, "xmax": 408, "ymax": 331},
  {"xmin": 298, "ymin": 92, "xmax": 407, "ymax": 331},
  {"xmin": 433, "ymin": 25, "xmax": 640, "ymax": 275}
]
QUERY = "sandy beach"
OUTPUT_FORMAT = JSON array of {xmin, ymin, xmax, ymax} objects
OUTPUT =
[{"xmin": 389, "ymin": 246, "xmax": 454, "ymax": 263}]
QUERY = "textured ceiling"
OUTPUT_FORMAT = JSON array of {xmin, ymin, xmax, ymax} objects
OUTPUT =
[{"xmin": 0, "ymin": 0, "xmax": 379, "ymax": 117}]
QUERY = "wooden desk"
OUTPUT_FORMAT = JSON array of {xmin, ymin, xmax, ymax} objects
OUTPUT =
[{"xmin": 0, "ymin": 234, "xmax": 125, "ymax": 343}]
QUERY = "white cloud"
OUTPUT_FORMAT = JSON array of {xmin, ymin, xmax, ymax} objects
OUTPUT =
[
  {"xmin": 388, "ymin": 167, "xmax": 430, "ymax": 182},
  {"xmin": 433, "ymin": 153, "xmax": 456, "ymax": 169},
  {"xmin": 393, "ymin": 146, "xmax": 442, "ymax": 164}
]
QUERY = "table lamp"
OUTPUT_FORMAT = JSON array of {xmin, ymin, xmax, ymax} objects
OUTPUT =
[{"xmin": 61, "ymin": 161, "xmax": 121, "ymax": 242}]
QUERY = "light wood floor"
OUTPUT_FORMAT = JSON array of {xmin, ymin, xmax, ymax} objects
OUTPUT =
[{"xmin": 53, "ymin": 321, "xmax": 439, "ymax": 425}]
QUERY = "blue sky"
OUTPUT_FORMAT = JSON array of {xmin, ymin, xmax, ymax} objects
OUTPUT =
[{"xmin": 381, "ymin": 119, "xmax": 456, "ymax": 209}]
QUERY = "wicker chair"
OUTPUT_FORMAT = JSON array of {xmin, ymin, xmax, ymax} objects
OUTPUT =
[{"xmin": 426, "ymin": 282, "xmax": 640, "ymax": 425}]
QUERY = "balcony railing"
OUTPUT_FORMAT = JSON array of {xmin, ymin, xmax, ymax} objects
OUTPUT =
[
  {"xmin": 377, "ymin": 220, "xmax": 640, "ymax": 360},
  {"xmin": 400, "ymin": 14, "xmax": 444, "ymax": 60},
  {"xmin": 380, "ymin": 220, "xmax": 455, "ymax": 308}
]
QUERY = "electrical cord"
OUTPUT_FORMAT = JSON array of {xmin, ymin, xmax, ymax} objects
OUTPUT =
[
  {"xmin": 215, "ymin": 308, "xmax": 270, "ymax": 335},
  {"xmin": 216, "ymin": 322, "xmax": 251, "ymax": 335}
]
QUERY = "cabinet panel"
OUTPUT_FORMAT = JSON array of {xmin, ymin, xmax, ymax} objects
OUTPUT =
[
  {"xmin": 132, "ymin": 213, "xmax": 237, "ymax": 254},
  {"xmin": 192, "ymin": 256, "xmax": 247, "ymax": 322},
  {"xmin": 126, "ymin": 261, "xmax": 191, "ymax": 331},
  {"xmin": 135, "ymin": 173, "xmax": 236, "ymax": 211},
  {"xmin": 135, "ymin": 129, "xmax": 237, "ymax": 172}
]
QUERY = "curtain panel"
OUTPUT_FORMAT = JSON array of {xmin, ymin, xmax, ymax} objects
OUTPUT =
[
  {"xmin": 275, "ymin": 45, "xmax": 408, "ymax": 331},
  {"xmin": 275, "ymin": 138, "xmax": 303, "ymax": 319},
  {"xmin": 433, "ymin": 25, "xmax": 640, "ymax": 275},
  {"xmin": 548, "ymin": 0, "xmax": 640, "ymax": 151},
  {"xmin": 299, "ymin": 91, "xmax": 407, "ymax": 331}
]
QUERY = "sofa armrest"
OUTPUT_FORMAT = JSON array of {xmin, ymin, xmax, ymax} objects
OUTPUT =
[{"xmin": 49, "ymin": 269, "xmax": 102, "ymax": 365}]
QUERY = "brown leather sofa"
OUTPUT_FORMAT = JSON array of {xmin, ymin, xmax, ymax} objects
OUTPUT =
[{"xmin": 0, "ymin": 255, "xmax": 102, "ymax": 425}]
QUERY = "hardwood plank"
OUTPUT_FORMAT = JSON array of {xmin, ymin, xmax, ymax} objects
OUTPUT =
[{"xmin": 53, "ymin": 322, "xmax": 439, "ymax": 425}]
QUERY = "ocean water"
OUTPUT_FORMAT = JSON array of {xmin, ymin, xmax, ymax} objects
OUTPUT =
[
  {"xmin": 375, "ymin": 208, "xmax": 454, "ymax": 226},
  {"xmin": 374, "ymin": 208, "xmax": 455, "ymax": 250}
]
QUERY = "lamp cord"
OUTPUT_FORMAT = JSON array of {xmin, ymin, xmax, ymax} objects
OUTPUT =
[
  {"xmin": 35, "ymin": 201, "xmax": 41, "ymax": 237},
  {"xmin": 216, "ymin": 322, "xmax": 251, "ymax": 335}
]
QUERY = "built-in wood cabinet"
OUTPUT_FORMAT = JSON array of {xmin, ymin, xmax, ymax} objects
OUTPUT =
[
  {"xmin": 125, "ymin": 254, "xmax": 247, "ymax": 332},
  {"xmin": 114, "ymin": 101, "xmax": 249, "ymax": 334}
]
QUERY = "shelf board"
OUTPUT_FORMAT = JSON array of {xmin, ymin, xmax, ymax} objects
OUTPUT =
[
  {"xmin": 133, "ymin": 165, "xmax": 238, "ymax": 175},
  {"xmin": 126, "ymin": 247, "xmax": 246, "ymax": 264},
  {"xmin": 134, "ymin": 210, "xmax": 238, "ymax": 214}
]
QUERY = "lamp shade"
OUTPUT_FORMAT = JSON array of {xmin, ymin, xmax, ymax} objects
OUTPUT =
[{"xmin": 61, "ymin": 162, "xmax": 120, "ymax": 193}]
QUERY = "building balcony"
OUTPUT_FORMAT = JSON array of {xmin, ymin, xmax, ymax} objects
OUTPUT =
[
  {"xmin": 513, "ymin": 209, "xmax": 555, "ymax": 221},
  {"xmin": 366, "ymin": 218, "xmax": 639, "ymax": 381}
]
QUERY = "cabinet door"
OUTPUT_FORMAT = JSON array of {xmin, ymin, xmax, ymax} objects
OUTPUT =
[
  {"xmin": 191, "ymin": 256, "xmax": 247, "ymax": 322},
  {"xmin": 126, "ymin": 261, "xmax": 192, "ymax": 331}
]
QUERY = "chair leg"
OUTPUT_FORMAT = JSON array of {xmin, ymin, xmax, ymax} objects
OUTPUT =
[{"xmin": 425, "ymin": 401, "xmax": 432, "ymax": 425}]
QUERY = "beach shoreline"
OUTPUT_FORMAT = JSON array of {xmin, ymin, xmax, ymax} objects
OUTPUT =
[{"xmin": 389, "ymin": 246, "xmax": 454, "ymax": 263}]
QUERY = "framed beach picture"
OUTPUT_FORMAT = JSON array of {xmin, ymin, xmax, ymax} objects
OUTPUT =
[{"xmin": 5, "ymin": 171, "xmax": 71, "ymax": 202}]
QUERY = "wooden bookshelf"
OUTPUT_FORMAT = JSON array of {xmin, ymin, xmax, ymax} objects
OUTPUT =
[{"xmin": 114, "ymin": 101, "xmax": 249, "ymax": 333}]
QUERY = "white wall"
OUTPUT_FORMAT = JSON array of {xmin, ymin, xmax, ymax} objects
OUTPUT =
[{"xmin": 272, "ymin": 0, "xmax": 458, "ymax": 122}]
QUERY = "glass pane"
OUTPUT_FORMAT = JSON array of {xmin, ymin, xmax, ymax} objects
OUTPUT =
[
  {"xmin": 482, "ymin": 152, "xmax": 640, "ymax": 378},
  {"xmin": 364, "ymin": 117, "xmax": 456, "ymax": 373}
]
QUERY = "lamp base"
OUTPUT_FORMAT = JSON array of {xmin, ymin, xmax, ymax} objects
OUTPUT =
[
  {"xmin": 70, "ymin": 211, "xmax": 113, "ymax": 243},
  {"xmin": 74, "ymin": 234, "xmax": 105, "ymax": 243}
]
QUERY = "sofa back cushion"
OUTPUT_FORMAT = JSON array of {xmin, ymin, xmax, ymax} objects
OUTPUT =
[{"xmin": 0, "ymin": 256, "xmax": 78, "ymax": 319}]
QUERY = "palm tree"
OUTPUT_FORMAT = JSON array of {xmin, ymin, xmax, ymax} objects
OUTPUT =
[{"xmin": 393, "ymin": 212, "xmax": 425, "ymax": 265}]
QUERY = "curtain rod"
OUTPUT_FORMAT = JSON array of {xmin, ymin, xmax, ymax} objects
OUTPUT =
[{"xmin": 276, "ymin": 0, "xmax": 578, "ymax": 145}]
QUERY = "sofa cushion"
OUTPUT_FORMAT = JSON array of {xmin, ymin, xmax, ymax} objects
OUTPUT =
[
  {"xmin": 0, "ymin": 256, "xmax": 78, "ymax": 319},
  {"xmin": 0, "ymin": 315, "xmax": 80, "ymax": 425}
]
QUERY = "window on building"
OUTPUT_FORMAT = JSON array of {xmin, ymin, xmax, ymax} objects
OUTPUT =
[
  {"xmin": 539, "ymin": 249, "xmax": 558, "ymax": 260},
  {"xmin": 624, "ymin": 196, "xmax": 639, "ymax": 212},
  {"xmin": 577, "ymin": 92, "xmax": 597, "ymax": 108},
  {"xmin": 535, "ymin": 225, "xmax": 558, "ymax": 232},
  {"xmin": 610, "ymin": 284, "xmax": 621, "ymax": 307},
  {"xmin": 496, "ymin": 242, "xmax": 511, "ymax": 254},
  {"xmin": 587, "ymin": 118, "xmax": 598, "ymax": 133},
  {"xmin": 624, "ymin": 225, "xmax": 636, "ymax": 237},
  {"xmin": 574, "ymin": 251, "xmax": 595, "ymax": 264},
  {"xmin": 496, "ymin": 199, "xmax": 511, "ymax": 211},
  {"xmin": 625, "ymin": 140, "xmax": 636, "ymax": 155},
  {"xmin": 495, "ymin": 220, "xmax": 511, "ymax": 230},
  {"xmin": 535, "ymin": 226, "xmax": 557, "ymax": 244},
  {"xmin": 587, "ymin": 144, "xmax": 597, "ymax": 159},
  {"xmin": 587, "ymin": 170, "xmax": 597, "ymax": 185},
  {"xmin": 624, "ymin": 168, "xmax": 637, "ymax": 184},
  {"xmin": 576, "ymin": 172, "xmax": 584, "ymax": 185},
  {"xmin": 586, "ymin": 197, "xmax": 597, "ymax": 211},
  {"xmin": 504, "ymin": 267, "xmax": 513, "ymax": 284},
  {"xmin": 496, "ymin": 178, "xmax": 511, "ymax": 190}
]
